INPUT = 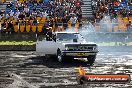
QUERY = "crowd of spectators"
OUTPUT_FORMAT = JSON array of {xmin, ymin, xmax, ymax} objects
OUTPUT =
[
  {"xmin": 0, "ymin": 0, "xmax": 82, "ymax": 33},
  {"xmin": 92, "ymin": 0, "xmax": 132, "ymax": 20},
  {"xmin": 0, "ymin": 0, "xmax": 131, "ymax": 33},
  {"xmin": 92, "ymin": 0, "xmax": 132, "ymax": 32},
  {"xmin": 92, "ymin": 0, "xmax": 132, "ymax": 22}
]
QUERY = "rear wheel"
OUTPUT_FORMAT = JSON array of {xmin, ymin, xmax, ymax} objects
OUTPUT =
[
  {"xmin": 45, "ymin": 54, "xmax": 51, "ymax": 59},
  {"xmin": 87, "ymin": 55, "xmax": 96, "ymax": 66}
]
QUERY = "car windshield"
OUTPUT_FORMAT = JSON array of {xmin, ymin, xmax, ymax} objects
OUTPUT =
[{"xmin": 56, "ymin": 33, "xmax": 84, "ymax": 43}]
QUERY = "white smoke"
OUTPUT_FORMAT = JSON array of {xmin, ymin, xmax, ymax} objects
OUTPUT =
[
  {"xmin": 99, "ymin": 15, "xmax": 112, "ymax": 32},
  {"xmin": 79, "ymin": 22, "xmax": 95, "ymax": 36}
]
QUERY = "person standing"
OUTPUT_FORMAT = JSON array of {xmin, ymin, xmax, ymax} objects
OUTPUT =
[
  {"xmin": 70, "ymin": 15, "xmax": 77, "ymax": 27},
  {"xmin": 75, "ymin": 0, "xmax": 81, "ymax": 10}
]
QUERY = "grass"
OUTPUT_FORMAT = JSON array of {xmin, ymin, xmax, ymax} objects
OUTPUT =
[
  {"xmin": 0, "ymin": 41, "xmax": 35, "ymax": 45},
  {"xmin": 0, "ymin": 41, "xmax": 132, "ymax": 46}
]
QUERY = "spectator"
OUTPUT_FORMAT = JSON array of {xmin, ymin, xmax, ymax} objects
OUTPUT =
[
  {"xmin": 6, "ymin": 2, "xmax": 13, "ymax": 9},
  {"xmin": 33, "ymin": 18, "xmax": 38, "ymax": 25},
  {"xmin": 0, "ymin": 0, "xmax": 82, "ymax": 33},
  {"xmin": 10, "ymin": 10, "xmax": 14, "ymax": 17},
  {"xmin": 7, "ymin": 21, "xmax": 13, "ymax": 33},
  {"xmin": 62, "ymin": 16, "xmax": 67, "ymax": 30},
  {"xmin": 57, "ymin": 18, "xmax": 64, "ymax": 32},
  {"xmin": 70, "ymin": 15, "xmax": 77, "ymax": 26},
  {"xmin": 18, "ymin": 12, "xmax": 25, "ymax": 20},
  {"xmin": 75, "ymin": 0, "xmax": 81, "ymax": 10},
  {"xmin": 44, "ymin": 0, "xmax": 49, "ymax": 4},
  {"xmin": 24, "ymin": 5, "xmax": 29, "ymax": 13}
]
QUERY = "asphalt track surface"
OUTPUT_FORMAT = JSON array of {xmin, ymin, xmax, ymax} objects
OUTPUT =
[{"xmin": 0, "ymin": 51, "xmax": 132, "ymax": 88}]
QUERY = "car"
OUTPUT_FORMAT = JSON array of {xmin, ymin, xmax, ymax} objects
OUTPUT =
[{"xmin": 36, "ymin": 32, "xmax": 98, "ymax": 65}]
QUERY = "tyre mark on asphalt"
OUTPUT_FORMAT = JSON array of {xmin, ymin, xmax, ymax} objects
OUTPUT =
[
  {"xmin": 7, "ymin": 72, "xmax": 39, "ymax": 88},
  {"xmin": 0, "ymin": 51, "xmax": 132, "ymax": 88}
]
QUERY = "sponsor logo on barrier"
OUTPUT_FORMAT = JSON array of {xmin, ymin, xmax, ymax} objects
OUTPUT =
[
  {"xmin": 76, "ymin": 67, "xmax": 131, "ymax": 84},
  {"xmin": 85, "ymin": 74, "xmax": 131, "ymax": 83}
]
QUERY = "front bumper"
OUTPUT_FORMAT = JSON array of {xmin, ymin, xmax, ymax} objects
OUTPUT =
[{"xmin": 61, "ymin": 50, "xmax": 98, "ymax": 57}]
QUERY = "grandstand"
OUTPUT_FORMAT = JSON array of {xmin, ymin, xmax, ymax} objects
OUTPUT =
[
  {"xmin": 0, "ymin": 0, "xmax": 131, "ymax": 33},
  {"xmin": 92, "ymin": 0, "xmax": 132, "ymax": 32},
  {"xmin": 0, "ymin": 0, "xmax": 82, "ymax": 33}
]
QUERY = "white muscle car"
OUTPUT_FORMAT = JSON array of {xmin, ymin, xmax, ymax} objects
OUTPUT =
[{"xmin": 36, "ymin": 32, "xmax": 98, "ymax": 65}]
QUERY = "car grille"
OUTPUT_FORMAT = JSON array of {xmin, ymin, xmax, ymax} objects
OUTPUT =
[{"xmin": 68, "ymin": 45, "xmax": 94, "ymax": 51}]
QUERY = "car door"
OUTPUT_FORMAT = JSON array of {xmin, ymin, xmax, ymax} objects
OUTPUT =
[{"xmin": 36, "ymin": 38, "xmax": 58, "ymax": 55}]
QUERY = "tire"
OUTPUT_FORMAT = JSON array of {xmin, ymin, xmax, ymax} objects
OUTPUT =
[
  {"xmin": 87, "ymin": 55, "xmax": 96, "ymax": 66},
  {"xmin": 77, "ymin": 76, "xmax": 87, "ymax": 85},
  {"xmin": 57, "ymin": 50, "xmax": 64, "ymax": 62},
  {"xmin": 45, "ymin": 54, "xmax": 51, "ymax": 59}
]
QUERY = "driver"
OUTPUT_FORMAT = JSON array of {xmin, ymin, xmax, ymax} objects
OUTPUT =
[{"xmin": 46, "ymin": 30, "xmax": 52, "ymax": 41}]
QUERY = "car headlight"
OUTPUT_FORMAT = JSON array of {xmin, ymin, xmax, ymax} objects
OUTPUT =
[
  {"xmin": 65, "ymin": 46, "xmax": 69, "ymax": 50},
  {"xmin": 94, "ymin": 46, "xmax": 97, "ymax": 50}
]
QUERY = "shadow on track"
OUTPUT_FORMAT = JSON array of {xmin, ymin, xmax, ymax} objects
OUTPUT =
[{"xmin": 22, "ymin": 56, "xmax": 89, "ymax": 68}]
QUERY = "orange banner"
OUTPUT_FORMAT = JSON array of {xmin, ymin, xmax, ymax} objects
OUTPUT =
[
  {"xmin": 76, "ymin": 67, "xmax": 131, "ymax": 84},
  {"xmin": 84, "ymin": 74, "xmax": 130, "ymax": 83}
]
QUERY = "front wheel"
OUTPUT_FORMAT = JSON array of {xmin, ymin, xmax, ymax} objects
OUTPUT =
[
  {"xmin": 57, "ymin": 50, "xmax": 64, "ymax": 62},
  {"xmin": 77, "ymin": 76, "xmax": 87, "ymax": 85},
  {"xmin": 87, "ymin": 55, "xmax": 96, "ymax": 66},
  {"xmin": 45, "ymin": 54, "xmax": 51, "ymax": 59}
]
